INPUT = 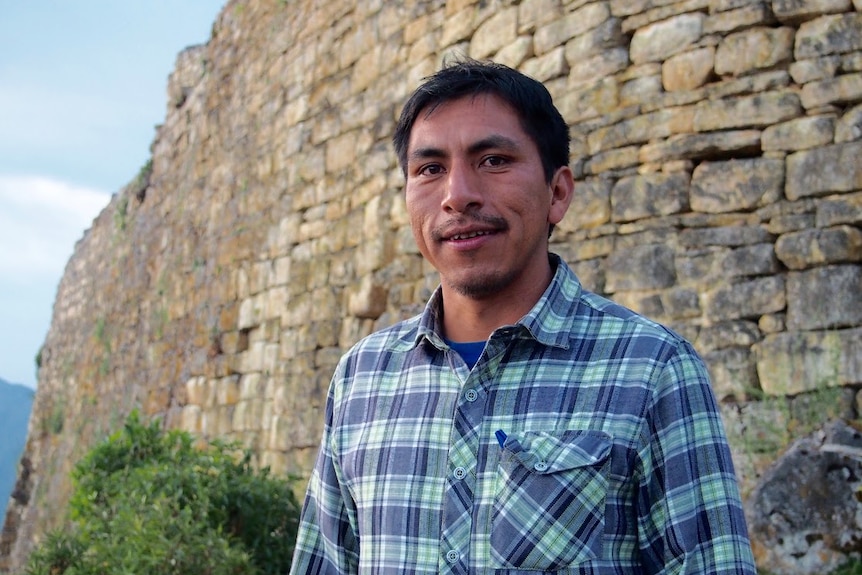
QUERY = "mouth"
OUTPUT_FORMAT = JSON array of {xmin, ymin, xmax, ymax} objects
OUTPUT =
[{"xmin": 448, "ymin": 229, "xmax": 496, "ymax": 241}]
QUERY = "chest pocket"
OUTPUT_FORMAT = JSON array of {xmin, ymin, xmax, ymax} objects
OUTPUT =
[{"xmin": 491, "ymin": 430, "xmax": 611, "ymax": 571}]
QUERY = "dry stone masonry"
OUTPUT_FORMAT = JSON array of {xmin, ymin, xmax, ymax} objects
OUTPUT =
[{"xmin": 3, "ymin": 0, "xmax": 862, "ymax": 573}]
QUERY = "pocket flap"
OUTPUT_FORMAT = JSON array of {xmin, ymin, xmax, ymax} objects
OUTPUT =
[{"xmin": 503, "ymin": 430, "xmax": 611, "ymax": 474}]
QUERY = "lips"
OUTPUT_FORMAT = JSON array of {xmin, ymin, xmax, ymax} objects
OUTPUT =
[{"xmin": 448, "ymin": 229, "xmax": 494, "ymax": 241}]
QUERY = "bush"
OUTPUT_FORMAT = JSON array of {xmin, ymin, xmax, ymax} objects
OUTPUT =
[{"xmin": 26, "ymin": 411, "xmax": 301, "ymax": 575}]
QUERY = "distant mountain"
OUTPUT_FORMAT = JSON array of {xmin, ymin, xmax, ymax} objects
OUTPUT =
[{"xmin": 0, "ymin": 378, "xmax": 34, "ymax": 522}]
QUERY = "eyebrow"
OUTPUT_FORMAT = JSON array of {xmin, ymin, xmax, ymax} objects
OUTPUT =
[{"xmin": 407, "ymin": 134, "xmax": 522, "ymax": 165}]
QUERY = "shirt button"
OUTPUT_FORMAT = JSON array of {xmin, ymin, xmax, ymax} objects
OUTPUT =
[
  {"xmin": 533, "ymin": 460, "xmax": 549, "ymax": 472},
  {"xmin": 445, "ymin": 550, "xmax": 459, "ymax": 563},
  {"xmin": 465, "ymin": 389, "xmax": 479, "ymax": 402},
  {"xmin": 453, "ymin": 466, "xmax": 467, "ymax": 480}
]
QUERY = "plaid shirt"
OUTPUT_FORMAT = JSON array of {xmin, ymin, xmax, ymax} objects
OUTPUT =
[{"xmin": 290, "ymin": 255, "xmax": 756, "ymax": 575}]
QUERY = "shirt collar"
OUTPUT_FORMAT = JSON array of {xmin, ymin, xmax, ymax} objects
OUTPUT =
[{"xmin": 411, "ymin": 253, "xmax": 582, "ymax": 351}]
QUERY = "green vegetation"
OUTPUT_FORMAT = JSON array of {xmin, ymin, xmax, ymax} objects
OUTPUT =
[{"xmin": 26, "ymin": 411, "xmax": 301, "ymax": 575}]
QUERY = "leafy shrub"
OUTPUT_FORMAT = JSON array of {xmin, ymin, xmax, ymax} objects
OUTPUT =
[{"xmin": 26, "ymin": 411, "xmax": 301, "ymax": 575}]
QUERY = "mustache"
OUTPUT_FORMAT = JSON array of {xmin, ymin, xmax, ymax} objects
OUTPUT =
[{"xmin": 431, "ymin": 214, "xmax": 508, "ymax": 242}]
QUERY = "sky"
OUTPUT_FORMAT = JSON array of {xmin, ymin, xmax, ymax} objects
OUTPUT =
[{"xmin": 0, "ymin": 1, "xmax": 226, "ymax": 389}]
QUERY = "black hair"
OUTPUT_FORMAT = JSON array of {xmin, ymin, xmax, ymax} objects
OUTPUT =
[{"xmin": 392, "ymin": 59, "xmax": 570, "ymax": 182}]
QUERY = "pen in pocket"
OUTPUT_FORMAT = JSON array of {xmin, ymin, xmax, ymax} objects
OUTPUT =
[{"xmin": 495, "ymin": 429, "xmax": 507, "ymax": 448}]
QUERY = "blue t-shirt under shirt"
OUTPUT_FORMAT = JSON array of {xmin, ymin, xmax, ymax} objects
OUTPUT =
[{"xmin": 445, "ymin": 339, "xmax": 485, "ymax": 369}]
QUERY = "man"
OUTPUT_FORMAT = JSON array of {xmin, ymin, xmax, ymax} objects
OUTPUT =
[{"xmin": 290, "ymin": 60, "xmax": 756, "ymax": 574}]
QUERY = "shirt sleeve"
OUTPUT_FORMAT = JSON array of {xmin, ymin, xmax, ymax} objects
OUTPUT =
[
  {"xmin": 636, "ymin": 341, "xmax": 757, "ymax": 575},
  {"xmin": 289, "ymin": 375, "xmax": 359, "ymax": 575}
]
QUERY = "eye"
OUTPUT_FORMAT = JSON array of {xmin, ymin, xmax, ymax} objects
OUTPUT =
[
  {"xmin": 481, "ymin": 155, "xmax": 508, "ymax": 168},
  {"xmin": 417, "ymin": 163, "xmax": 445, "ymax": 176}
]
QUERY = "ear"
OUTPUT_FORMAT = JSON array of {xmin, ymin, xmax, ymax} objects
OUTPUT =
[{"xmin": 548, "ymin": 165, "xmax": 575, "ymax": 226}]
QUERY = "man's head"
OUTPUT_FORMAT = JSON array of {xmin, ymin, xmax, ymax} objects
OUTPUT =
[{"xmin": 393, "ymin": 60, "xmax": 570, "ymax": 183}]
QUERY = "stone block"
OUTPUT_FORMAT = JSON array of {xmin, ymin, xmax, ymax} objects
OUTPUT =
[
  {"xmin": 605, "ymin": 243, "xmax": 677, "ymax": 291},
  {"xmin": 469, "ymin": 6, "xmax": 518, "ymax": 60},
  {"xmin": 348, "ymin": 276, "xmax": 389, "ymax": 320},
  {"xmin": 518, "ymin": 0, "xmax": 563, "ymax": 34},
  {"xmin": 662, "ymin": 47, "xmax": 715, "ymax": 92},
  {"xmin": 835, "ymin": 102, "xmax": 862, "ymax": 143},
  {"xmin": 660, "ymin": 286, "xmax": 702, "ymax": 319},
  {"xmin": 794, "ymin": 13, "xmax": 862, "ymax": 59},
  {"xmin": 691, "ymin": 158, "xmax": 784, "ymax": 213},
  {"xmin": 559, "ymin": 77, "xmax": 620, "ymax": 122},
  {"xmin": 630, "ymin": 13, "xmax": 705, "ymax": 64},
  {"xmin": 723, "ymin": 243, "xmax": 781, "ymax": 277},
  {"xmin": 693, "ymin": 91, "xmax": 802, "ymax": 131},
  {"xmin": 714, "ymin": 27, "xmax": 795, "ymax": 77},
  {"xmin": 494, "ymin": 36, "xmax": 533, "ymax": 69},
  {"xmin": 567, "ymin": 47, "xmax": 630, "ymax": 85},
  {"xmin": 640, "ymin": 130, "xmax": 762, "ymax": 163},
  {"xmin": 762, "ymin": 115, "xmax": 835, "ymax": 151},
  {"xmin": 704, "ymin": 275, "xmax": 786, "ymax": 321},
  {"xmin": 564, "ymin": 18, "xmax": 625, "ymax": 62},
  {"xmin": 621, "ymin": 0, "xmax": 711, "ymax": 34},
  {"xmin": 786, "ymin": 265, "xmax": 862, "ymax": 330},
  {"xmin": 816, "ymin": 192, "xmax": 862, "ymax": 227},
  {"xmin": 704, "ymin": 3, "xmax": 775, "ymax": 35},
  {"xmin": 775, "ymin": 225, "xmax": 862, "ymax": 270},
  {"xmin": 680, "ymin": 225, "xmax": 772, "ymax": 248},
  {"xmin": 584, "ymin": 145, "xmax": 641, "ymax": 174},
  {"xmin": 786, "ymin": 141, "xmax": 862, "ymax": 200},
  {"xmin": 589, "ymin": 108, "xmax": 694, "ymax": 154},
  {"xmin": 788, "ymin": 55, "xmax": 841, "ymax": 84},
  {"xmin": 703, "ymin": 347, "xmax": 758, "ymax": 401},
  {"xmin": 534, "ymin": 3, "xmax": 611, "ymax": 55},
  {"xmin": 697, "ymin": 320, "xmax": 762, "ymax": 352},
  {"xmin": 559, "ymin": 176, "xmax": 612, "ymax": 231},
  {"xmin": 773, "ymin": 0, "xmax": 852, "ymax": 23},
  {"xmin": 611, "ymin": 172, "xmax": 690, "ymax": 222},
  {"xmin": 521, "ymin": 46, "xmax": 567, "ymax": 82},
  {"xmin": 754, "ymin": 329, "xmax": 855, "ymax": 395},
  {"xmin": 801, "ymin": 72, "xmax": 862, "ymax": 109}
]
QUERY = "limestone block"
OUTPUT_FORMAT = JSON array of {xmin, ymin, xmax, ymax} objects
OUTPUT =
[
  {"xmin": 786, "ymin": 265, "xmax": 862, "ymax": 330},
  {"xmin": 630, "ymin": 13, "xmax": 705, "ymax": 65},
  {"xmin": 694, "ymin": 91, "xmax": 802, "ymax": 131},
  {"xmin": 801, "ymin": 72, "xmax": 862, "ymax": 109},
  {"xmin": 682, "ymin": 224, "xmax": 772, "ymax": 248},
  {"xmin": 611, "ymin": 172, "xmax": 690, "ymax": 222},
  {"xmin": 180, "ymin": 405, "xmax": 203, "ymax": 434},
  {"xmin": 521, "ymin": 47, "xmax": 567, "ymax": 82},
  {"xmin": 564, "ymin": 18, "xmax": 625, "ymax": 62},
  {"xmin": 795, "ymin": 13, "xmax": 862, "ymax": 59},
  {"xmin": 238, "ymin": 295, "xmax": 263, "ymax": 330},
  {"xmin": 440, "ymin": 9, "xmax": 475, "ymax": 50},
  {"xmin": 835, "ymin": 102, "xmax": 862, "ymax": 143},
  {"xmin": 567, "ymin": 47, "xmax": 630, "ymax": 85},
  {"xmin": 723, "ymin": 243, "xmax": 781, "ymax": 277},
  {"xmin": 518, "ymin": 0, "xmax": 563, "ymax": 34},
  {"xmin": 698, "ymin": 320, "xmax": 762, "ymax": 352},
  {"xmin": 762, "ymin": 115, "xmax": 835, "ymax": 151},
  {"xmin": 704, "ymin": 275, "xmax": 786, "ymax": 321},
  {"xmin": 676, "ymin": 247, "xmax": 728, "ymax": 285},
  {"xmin": 786, "ymin": 141, "xmax": 862, "ymax": 200},
  {"xmin": 704, "ymin": 347, "xmax": 757, "ymax": 401},
  {"xmin": 469, "ymin": 6, "xmax": 518, "ymax": 60},
  {"xmin": 775, "ymin": 225, "xmax": 862, "ymax": 269},
  {"xmin": 754, "ymin": 329, "xmax": 855, "ymax": 396},
  {"xmin": 216, "ymin": 374, "xmax": 240, "ymax": 407},
  {"xmin": 621, "ymin": 74, "xmax": 664, "ymax": 105},
  {"xmin": 559, "ymin": 77, "xmax": 620, "ymax": 122},
  {"xmin": 759, "ymin": 313, "xmax": 786, "ymax": 334},
  {"xmin": 560, "ymin": 177, "xmax": 613, "ymax": 230},
  {"xmin": 714, "ymin": 27, "xmax": 794, "ymax": 77},
  {"xmin": 816, "ymin": 191, "xmax": 862, "ymax": 227},
  {"xmin": 588, "ymin": 108, "xmax": 691, "ymax": 154},
  {"xmin": 660, "ymin": 286, "xmax": 702, "ymax": 319},
  {"xmin": 663, "ymin": 47, "xmax": 715, "ymax": 91},
  {"xmin": 773, "ymin": 0, "xmax": 852, "ymax": 24},
  {"xmin": 534, "ymin": 3, "xmax": 611, "ymax": 55},
  {"xmin": 639, "ymin": 130, "xmax": 762, "ymax": 163},
  {"xmin": 584, "ymin": 145, "xmax": 641, "ymax": 174},
  {"xmin": 716, "ymin": 5, "xmax": 775, "ymax": 33},
  {"xmin": 494, "ymin": 36, "xmax": 534, "ymax": 68},
  {"xmin": 691, "ymin": 157, "xmax": 784, "ymax": 213},
  {"xmin": 788, "ymin": 54, "xmax": 840, "ymax": 83},
  {"xmin": 605, "ymin": 243, "xmax": 677, "ymax": 291},
  {"xmin": 348, "ymin": 276, "xmax": 389, "ymax": 320},
  {"xmin": 621, "ymin": 0, "xmax": 711, "ymax": 34}
]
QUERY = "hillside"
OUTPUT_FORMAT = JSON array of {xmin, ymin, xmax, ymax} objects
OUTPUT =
[{"xmin": 0, "ymin": 378, "xmax": 34, "ymax": 522}]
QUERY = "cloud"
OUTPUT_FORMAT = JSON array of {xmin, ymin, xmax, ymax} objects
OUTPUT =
[{"xmin": 0, "ymin": 175, "xmax": 111, "ymax": 282}]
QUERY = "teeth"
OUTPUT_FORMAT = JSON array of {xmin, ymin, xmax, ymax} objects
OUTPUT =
[{"xmin": 451, "ymin": 231, "xmax": 489, "ymax": 240}]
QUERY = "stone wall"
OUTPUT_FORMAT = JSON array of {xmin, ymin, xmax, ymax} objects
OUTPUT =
[{"xmin": 3, "ymin": 0, "xmax": 861, "ymax": 572}]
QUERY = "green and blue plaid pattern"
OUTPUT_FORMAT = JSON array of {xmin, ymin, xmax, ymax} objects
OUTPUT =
[{"xmin": 290, "ymin": 255, "xmax": 756, "ymax": 575}]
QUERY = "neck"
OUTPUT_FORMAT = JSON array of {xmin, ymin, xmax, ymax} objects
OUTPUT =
[{"xmin": 441, "ymin": 261, "xmax": 555, "ymax": 342}]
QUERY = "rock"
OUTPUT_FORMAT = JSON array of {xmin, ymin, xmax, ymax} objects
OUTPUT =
[{"xmin": 746, "ymin": 420, "xmax": 862, "ymax": 575}]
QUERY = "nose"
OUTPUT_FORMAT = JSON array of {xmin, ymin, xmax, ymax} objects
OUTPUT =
[{"xmin": 441, "ymin": 161, "xmax": 483, "ymax": 213}]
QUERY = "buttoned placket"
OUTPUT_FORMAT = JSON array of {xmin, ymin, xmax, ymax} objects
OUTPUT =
[{"xmin": 438, "ymin": 332, "xmax": 515, "ymax": 574}]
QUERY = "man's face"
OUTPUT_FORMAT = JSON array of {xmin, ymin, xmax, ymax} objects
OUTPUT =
[{"xmin": 404, "ymin": 93, "xmax": 572, "ymax": 301}]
